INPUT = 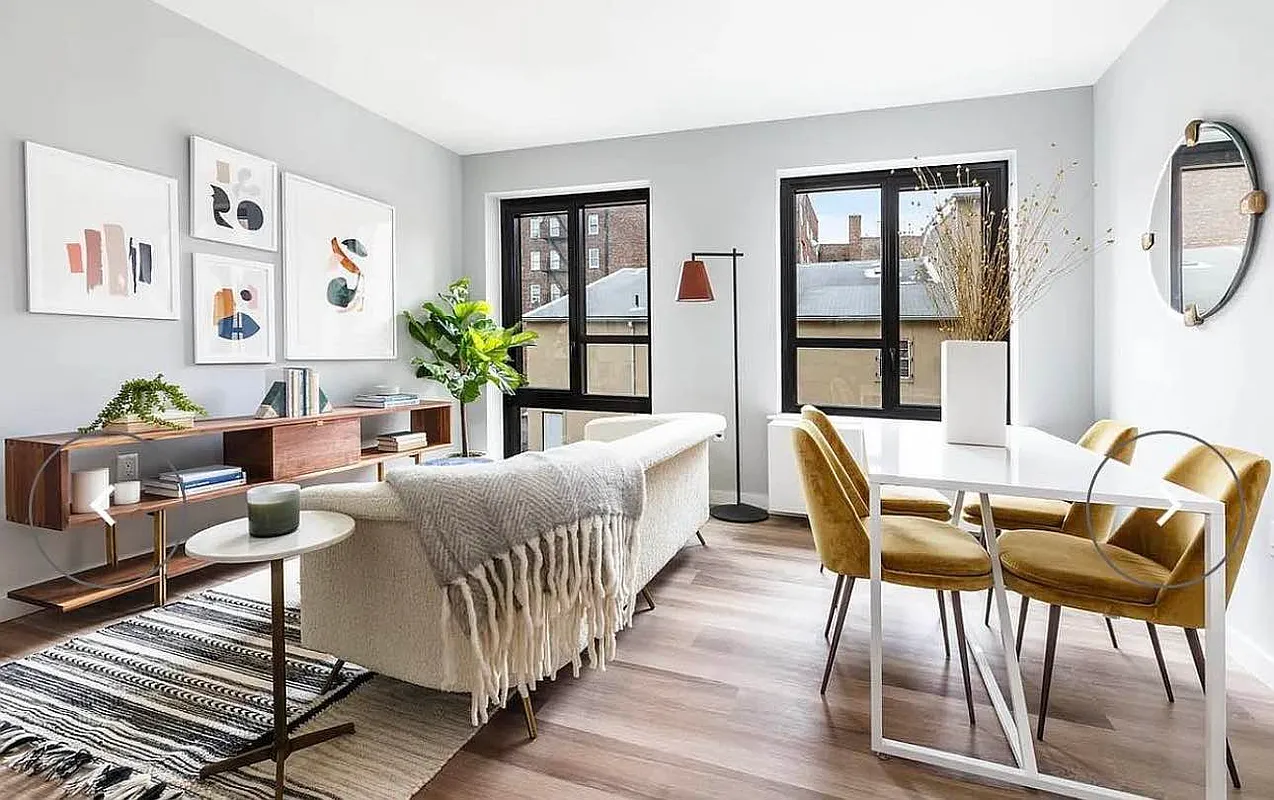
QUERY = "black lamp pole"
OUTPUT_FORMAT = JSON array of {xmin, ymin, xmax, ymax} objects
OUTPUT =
[{"xmin": 692, "ymin": 250, "xmax": 769, "ymax": 524}]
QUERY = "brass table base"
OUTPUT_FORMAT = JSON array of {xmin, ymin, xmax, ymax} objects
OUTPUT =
[{"xmin": 199, "ymin": 560, "xmax": 354, "ymax": 799}]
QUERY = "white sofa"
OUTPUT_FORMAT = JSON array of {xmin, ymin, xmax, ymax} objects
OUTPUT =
[{"xmin": 298, "ymin": 412, "xmax": 726, "ymax": 696}]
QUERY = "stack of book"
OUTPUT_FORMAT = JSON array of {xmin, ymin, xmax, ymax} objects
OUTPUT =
[
  {"xmin": 353, "ymin": 391, "xmax": 420, "ymax": 409},
  {"xmin": 286, "ymin": 367, "xmax": 322, "ymax": 417},
  {"xmin": 142, "ymin": 465, "xmax": 246, "ymax": 498},
  {"xmin": 377, "ymin": 430, "xmax": 430, "ymax": 452}
]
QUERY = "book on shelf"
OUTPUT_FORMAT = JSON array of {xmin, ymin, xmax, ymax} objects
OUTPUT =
[
  {"xmin": 353, "ymin": 395, "xmax": 420, "ymax": 408},
  {"xmin": 255, "ymin": 368, "xmax": 333, "ymax": 419},
  {"xmin": 377, "ymin": 430, "xmax": 429, "ymax": 451},
  {"xmin": 155, "ymin": 465, "xmax": 243, "ymax": 484},
  {"xmin": 142, "ymin": 475, "xmax": 246, "ymax": 498}
]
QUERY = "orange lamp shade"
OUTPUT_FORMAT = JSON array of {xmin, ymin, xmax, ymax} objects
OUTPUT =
[{"xmin": 676, "ymin": 259, "xmax": 714, "ymax": 302}]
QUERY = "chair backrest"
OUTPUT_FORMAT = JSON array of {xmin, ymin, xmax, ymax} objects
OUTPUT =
[
  {"xmin": 1061, "ymin": 420, "xmax": 1139, "ymax": 539},
  {"xmin": 792, "ymin": 419, "xmax": 870, "ymax": 577},
  {"xmin": 800, "ymin": 405, "xmax": 869, "ymax": 517},
  {"xmin": 1105, "ymin": 443, "xmax": 1270, "ymax": 628}
]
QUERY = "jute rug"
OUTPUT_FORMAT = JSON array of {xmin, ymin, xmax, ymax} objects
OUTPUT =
[{"xmin": 0, "ymin": 565, "xmax": 479, "ymax": 799}]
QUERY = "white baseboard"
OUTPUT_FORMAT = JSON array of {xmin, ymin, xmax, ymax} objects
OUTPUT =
[
  {"xmin": 1229, "ymin": 625, "xmax": 1274, "ymax": 692},
  {"xmin": 709, "ymin": 489, "xmax": 769, "ymax": 509}
]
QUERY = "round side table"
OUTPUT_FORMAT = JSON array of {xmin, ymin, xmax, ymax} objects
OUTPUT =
[{"xmin": 185, "ymin": 510, "xmax": 356, "ymax": 800}]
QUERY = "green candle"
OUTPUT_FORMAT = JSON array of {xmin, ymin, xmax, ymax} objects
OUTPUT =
[{"xmin": 247, "ymin": 484, "xmax": 301, "ymax": 538}]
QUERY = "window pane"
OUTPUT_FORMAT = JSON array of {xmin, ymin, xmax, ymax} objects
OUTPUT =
[
  {"xmin": 584, "ymin": 202, "xmax": 647, "ymax": 335},
  {"xmin": 586, "ymin": 344, "xmax": 649, "ymax": 397},
  {"xmin": 794, "ymin": 187, "xmax": 882, "ymax": 338},
  {"xmin": 520, "ymin": 408, "xmax": 640, "ymax": 452},
  {"xmin": 519, "ymin": 211, "xmax": 569, "ymax": 389},
  {"xmin": 896, "ymin": 186, "xmax": 978, "ymax": 407},
  {"xmin": 795, "ymin": 347, "xmax": 883, "ymax": 408}
]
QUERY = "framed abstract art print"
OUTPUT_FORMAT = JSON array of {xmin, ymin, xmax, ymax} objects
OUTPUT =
[
  {"xmin": 25, "ymin": 142, "xmax": 180, "ymax": 319},
  {"xmin": 192, "ymin": 253, "xmax": 276, "ymax": 364},
  {"xmin": 189, "ymin": 136, "xmax": 278, "ymax": 251},
  {"xmin": 282, "ymin": 173, "xmax": 397, "ymax": 360}
]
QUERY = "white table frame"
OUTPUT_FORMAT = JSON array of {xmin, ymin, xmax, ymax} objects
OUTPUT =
[{"xmin": 866, "ymin": 428, "xmax": 1228, "ymax": 800}]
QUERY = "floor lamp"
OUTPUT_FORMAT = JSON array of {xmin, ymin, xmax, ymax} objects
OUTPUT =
[{"xmin": 676, "ymin": 250, "xmax": 769, "ymax": 524}]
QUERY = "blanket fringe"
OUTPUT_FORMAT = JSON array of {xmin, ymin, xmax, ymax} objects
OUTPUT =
[
  {"xmin": 443, "ymin": 512, "xmax": 640, "ymax": 724},
  {"xmin": 0, "ymin": 721, "xmax": 182, "ymax": 800}
]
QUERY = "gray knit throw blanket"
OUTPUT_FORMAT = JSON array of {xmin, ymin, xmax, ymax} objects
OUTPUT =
[{"xmin": 386, "ymin": 440, "xmax": 645, "ymax": 724}]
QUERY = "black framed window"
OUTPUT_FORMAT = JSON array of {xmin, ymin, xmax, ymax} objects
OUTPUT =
[
  {"xmin": 779, "ymin": 162, "xmax": 1008, "ymax": 419},
  {"xmin": 501, "ymin": 189, "xmax": 651, "ymax": 455}
]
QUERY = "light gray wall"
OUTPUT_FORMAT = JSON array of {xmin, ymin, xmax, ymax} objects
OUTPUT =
[
  {"xmin": 0, "ymin": 0, "xmax": 461, "ymax": 621},
  {"xmin": 1094, "ymin": 0, "xmax": 1274, "ymax": 681},
  {"xmin": 463, "ymin": 88, "xmax": 1096, "ymax": 502}
]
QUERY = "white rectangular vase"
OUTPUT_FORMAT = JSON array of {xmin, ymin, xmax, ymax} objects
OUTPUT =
[{"xmin": 940, "ymin": 340, "xmax": 1007, "ymax": 447}]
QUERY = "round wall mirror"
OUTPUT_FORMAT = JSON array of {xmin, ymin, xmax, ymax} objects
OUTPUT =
[{"xmin": 1145, "ymin": 120, "xmax": 1265, "ymax": 326}]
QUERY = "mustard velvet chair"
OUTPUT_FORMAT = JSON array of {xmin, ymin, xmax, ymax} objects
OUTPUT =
[
  {"xmin": 998, "ymin": 443, "xmax": 1269, "ymax": 789},
  {"xmin": 792, "ymin": 420, "xmax": 993, "ymax": 722},
  {"xmin": 801, "ymin": 406, "xmax": 952, "ymax": 521},
  {"xmin": 799, "ymin": 405, "xmax": 960, "ymax": 653}
]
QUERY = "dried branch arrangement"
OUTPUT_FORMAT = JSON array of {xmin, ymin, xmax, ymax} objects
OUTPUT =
[{"xmin": 916, "ymin": 161, "xmax": 1112, "ymax": 342}]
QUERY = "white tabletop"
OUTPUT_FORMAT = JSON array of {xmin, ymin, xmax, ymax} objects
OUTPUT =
[
  {"xmin": 185, "ymin": 510, "xmax": 355, "ymax": 564},
  {"xmin": 861, "ymin": 420, "xmax": 1221, "ymax": 513}
]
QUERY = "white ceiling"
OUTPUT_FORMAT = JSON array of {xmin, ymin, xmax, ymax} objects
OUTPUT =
[{"xmin": 153, "ymin": 0, "xmax": 1166, "ymax": 155}]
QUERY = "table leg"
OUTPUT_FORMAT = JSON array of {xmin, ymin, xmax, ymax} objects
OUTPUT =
[
  {"xmin": 868, "ymin": 483, "xmax": 883, "ymax": 751},
  {"xmin": 1203, "ymin": 509, "xmax": 1226, "ymax": 799},
  {"xmin": 200, "ymin": 559, "xmax": 355, "ymax": 793},
  {"xmin": 976, "ymin": 494, "xmax": 1038, "ymax": 773}
]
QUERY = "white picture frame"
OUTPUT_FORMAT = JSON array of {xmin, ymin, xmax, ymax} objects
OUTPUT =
[
  {"xmin": 282, "ymin": 173, "xmax": 397, "ymax": 360},
  {"xmin": 192, "ymin": 253, "xmax": 277, "ymax": 364},
  {"xmin": 25, "ymin": 142, "xmax": 180, "ymax": 319},
  {"xmin": 189, "ymin": 136, "xmax": 278, "ymax": 251}
]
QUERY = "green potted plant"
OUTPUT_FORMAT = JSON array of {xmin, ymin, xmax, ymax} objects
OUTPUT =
[
  {"xmin": 403, "ymin": 278, "xmax": 537, "ymax": 458},
  {"xmin": 80, "ymin": 374, "xmax": 208, "ymax": 433}
]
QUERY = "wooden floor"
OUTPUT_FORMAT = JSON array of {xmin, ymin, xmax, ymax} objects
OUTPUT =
[{"xmin": 2, "ymin": 516, "xmax": 1273, "ymax": 798}]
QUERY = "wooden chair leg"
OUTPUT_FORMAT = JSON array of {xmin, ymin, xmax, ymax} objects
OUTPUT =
[
  {"xmin": 824, "ymin": 574, "xmax": 845, "ymax": 640},
  {"xmin": 820, "ymin": 578, "xmax": 854, "ymax": 695},
  {"xmin": 1105, "ymin": 617, "xmax": 1120, "ymax": 649},
  {"xmin": 950, "ymin": 591, "xmax": 976, "ymax": 725},
  {"xmin": 1145, "ymin": 623, "xmax": 1174, "ymax": 703},
  {"xmin": 1183, "ymin": 628, "xmax": 1241, "ymax": 790},
  {"xmin": 1037, "ymin": 604, "xmax": 1061, "ymax": 740},
  {"xmin": 936, "ymin": 590, "xmax": 951, "ymax": 659},
  {"xmin": 1015, "ymin": 595, "xmax": 1029, "ymax": 657}
]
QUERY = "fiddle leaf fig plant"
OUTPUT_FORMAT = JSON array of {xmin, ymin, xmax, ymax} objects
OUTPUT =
[
  {"xmin": 80, "ymin": 374, "xmax": 208, "ymax": 433},
  {"xmin": 403, "ymin": 278, "xmax": 537, "ymax": 456}
]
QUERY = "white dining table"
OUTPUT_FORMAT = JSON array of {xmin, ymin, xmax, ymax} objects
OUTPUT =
[{"xmin": 861, "ymin": 420, "xmax": 1228, "ymax": 800}]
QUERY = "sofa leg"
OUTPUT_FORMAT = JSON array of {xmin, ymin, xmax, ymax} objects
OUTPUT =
[
  {"xmin": 635, "ymin": 588, "xmax": 655, "ymax": 614},
  {"xmin": 695, "ymin": 530, "xmax": 707, "ymax": 547},
  {"xmin": 321, "ymin": 659, "xmax": 346, "ymax": 695},
  {"xmin": 517, "ymin": 686, "xmax": 538, "ymax": 740}
]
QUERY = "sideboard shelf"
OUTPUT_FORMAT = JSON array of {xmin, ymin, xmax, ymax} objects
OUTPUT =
[{"xmin": 4, "ymin": 401, "xmax": 453, "ymax": 613}]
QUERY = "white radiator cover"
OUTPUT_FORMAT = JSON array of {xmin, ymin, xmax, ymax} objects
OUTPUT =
[{"xmin": 767, "ymin": 414, "xmax": 866, "ymax": 516}]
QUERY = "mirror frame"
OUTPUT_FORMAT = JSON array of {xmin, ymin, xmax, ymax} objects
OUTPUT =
[{"xmin": 1144, "ymin": 119, "xmax": 1266, "ymax": 326}]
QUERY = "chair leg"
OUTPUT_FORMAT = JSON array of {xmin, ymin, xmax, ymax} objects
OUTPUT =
[
  {"xmin": 1145, "ymin": 623, "xmax": 1174, "ymax": 703},
  {"xmin": 936, "ymin": 590, "xmax": 951, "ymax": 659},
  {"xmin": 696, "ymin": 530, "xmax": 707, "ymax": 547},
  {"xmin": 1037, "ymin": 604, "xmax": 1061, "ymax": 740},
  {"xmin": 1015, "ymin": 595, "xmax": 1029, "ymax": 657},
  {"xmin": 1183, "ymin": 628, "xmax": 1241, "ymax": 790},
  {"xmin": 820, "ymin": 577, "xmax": 854, "ymax": 695},
  {"xmin": 1105, "ymin": 617, "xmax": 1120, "ymax": 649},
  {"xmin": 950, "ymin": 591, "xmax": 976, "ymax": 725},
  {"xmin": 824, "ymin": 574, "xmax": 845, "ymax": 640}
]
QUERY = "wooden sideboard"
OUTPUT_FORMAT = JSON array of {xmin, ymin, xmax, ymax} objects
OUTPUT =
[{"xmin": 4, "ymin": 401, "xmax": 452, "ymax": 613}]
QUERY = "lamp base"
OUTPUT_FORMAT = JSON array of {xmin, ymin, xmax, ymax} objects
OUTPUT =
[{"xmin": 710, "ymin": 503, "xmax": 769, "ymax": 524}]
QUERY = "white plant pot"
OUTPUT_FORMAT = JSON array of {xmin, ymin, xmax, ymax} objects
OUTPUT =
[{"xmin": 940, "ymin": 340, "xmax": 1007, "ymax": 447}]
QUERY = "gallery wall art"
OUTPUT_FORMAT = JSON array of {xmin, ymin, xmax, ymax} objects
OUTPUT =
[
  {"xmin": 189, "ymin": 136, "xmax": 278, "ymax": 251},
  {"xmin": 25, "ymin": 142, "xmax": 180, "ymax": 319},
  {"xmin": 282, "ymin": 173, "xmax": 397, "ymax": 360},
  {"xmin": 192, "ymin": 253, "xmax": 276, "ymax": 364}
]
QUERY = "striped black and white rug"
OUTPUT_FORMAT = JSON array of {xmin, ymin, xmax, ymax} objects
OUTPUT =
[{"xmin": 0, "ymin": 589, "xmax": 370, "ymax": 800}]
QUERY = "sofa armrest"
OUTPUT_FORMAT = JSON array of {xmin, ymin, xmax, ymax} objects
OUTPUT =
[
  {"xmin": 585, "ymin": 413, "xmax": 726, "ymax": 443},
  {"xmin": 300, "ymin": 482, "xmax": 409, "ymax": 522},
  {"xmin": 592, "ymin": 413, "xmax": 726, "ymax": 470}
]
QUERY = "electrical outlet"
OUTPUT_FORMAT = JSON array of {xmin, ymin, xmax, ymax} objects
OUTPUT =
[{"xmin": 116, "ymin": 452, "xmax": 139, "ymax": 482}]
